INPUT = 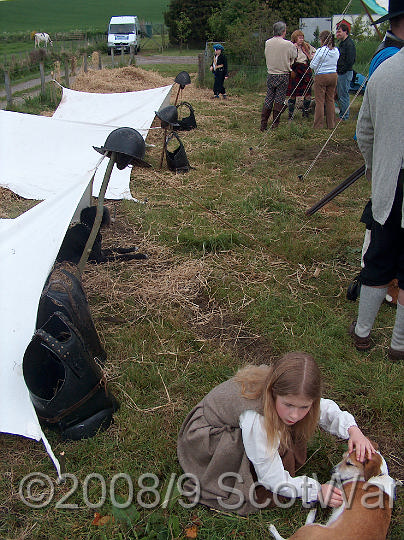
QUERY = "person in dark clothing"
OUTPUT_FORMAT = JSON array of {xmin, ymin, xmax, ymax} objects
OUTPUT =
[
  {"xmin": 210, "ymin": 44, "xmax": 228, "ymax": 99},
  {"xmin": 336, "ymin": 23, "xmax": 356, "ymax": 120},
  {"xmin": 56, "ymin": 206, "xmax": 147, "ymax": 264}
]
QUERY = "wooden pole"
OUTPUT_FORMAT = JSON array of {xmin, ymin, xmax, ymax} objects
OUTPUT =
[
  {"xmin": 174, "ymin": 85, "xmax": 181, "ymax": 106},
  {"xmin": 77, "ymin": 153, "xmax": 116, "ymax": 276},
  {"xmin": 83, "ymin": 54, "xmax": 88, "ymax": 73},
  {"xmin": 111, "ymin": 48, "xmax": 114, "ymax": 68},
  {"xmin": 159, "ymin": 128, "xmax": 167, "ymax": 169},
  {"xmin": 39, "ymin": 61, "xmax": 45, "ymax": 95},
  {"xmin": 129, "ymin": 45, "xmax": 135, "ymax": 65},
  {"xmin": 64, "ymin": 59, "xmax": 70, "ymax": 88},
  {"xmin": 360, "ymin": 0, "xmax": 383, "ymax": 40},
  {"xmin": 198, "ymin": 53, "xmax": 205, "ymax": 85},
  {"xmin": 4, "ymin": 70, "xmax": 12, "ymax": 108}
]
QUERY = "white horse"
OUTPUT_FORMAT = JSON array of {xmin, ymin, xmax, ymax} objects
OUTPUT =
[{"xmin": 34, "ymin": 32, "xmax": 53, "ymax": 48}]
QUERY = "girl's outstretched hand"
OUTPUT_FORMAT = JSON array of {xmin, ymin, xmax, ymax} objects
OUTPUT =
[
  {"xmin": 348, "ymin": 425, "xmax": 376, "ymax": 461},
  {"xmin": 320, "ymin": 484, "xmax": 343, "ymax": 507}
]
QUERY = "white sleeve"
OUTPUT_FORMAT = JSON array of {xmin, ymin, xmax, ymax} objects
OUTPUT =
[
  {"xmin": 319, "ymin": 398, "xmax": 357, "ymax": 439},
  {"xmin": 310, "ymin": 47, "xmax": 323, "ymax": 72},
  {"xmin": 239, "ymin": 410, "xmax": 320, "ymax": 503}
]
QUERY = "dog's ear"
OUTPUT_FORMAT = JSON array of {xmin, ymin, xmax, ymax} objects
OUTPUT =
[{"xmin": 363, "ymin": 453, "xmax": 382, "ymax": 481}]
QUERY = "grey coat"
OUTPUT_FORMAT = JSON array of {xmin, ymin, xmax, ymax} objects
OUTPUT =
[{"xmin": 356, "ymin": 47, "xmax": 404, "ymax": 226}]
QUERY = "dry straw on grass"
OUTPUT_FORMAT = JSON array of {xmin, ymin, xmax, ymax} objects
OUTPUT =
[
  {"xmin": 72, "ymin": 66, "xmax": 174, "ymax": 93},
  {"xmin": 72, "ymin": 65, "xmax": 213, "ymax": 103}
]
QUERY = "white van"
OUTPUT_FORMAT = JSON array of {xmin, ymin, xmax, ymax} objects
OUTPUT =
[{"xmin": 107, "ymin": 16, "xmax": 140, "ymax": 54}]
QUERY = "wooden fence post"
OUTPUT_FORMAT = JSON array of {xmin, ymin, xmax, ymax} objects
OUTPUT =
[
  {"xmin": 64, "ymin": 59, "xmax": 70, "ymax": 88},
  {"xmin": 83, "ymin": 54, "xmax": 88, "ymax": 73},
  {"xmin": 198, "ymin": 53, "xmax": 205, "ymax": 85},
  {"xmin": 129, "ymin": 45, "xmax": 136, "ymax": 66},
  {"xmin": 111, "ymin": 48, "xmax": 114, "ymax": 67},
  {"xmin": 4, "ymin": 70, "xmax": 12, "ymax": 108},
  {"xmin": 98, "ymin": 52, "xmax": 102, "ymax": 70},
  {"xmin": 161, "ymin": 24, "xmax": 165, "ymax": 50},
  {"xmin": 39, "ymin": 61, "xmax": 45, "ymax": 95}
]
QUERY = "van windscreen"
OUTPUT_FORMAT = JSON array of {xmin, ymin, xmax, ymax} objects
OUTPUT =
[{"xmin": 109, "ymin": 24, "xmax": 135, "ymax": 34}]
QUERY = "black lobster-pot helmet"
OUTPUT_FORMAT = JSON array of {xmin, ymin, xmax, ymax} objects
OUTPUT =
[
  {"xmin": 174, "ymin": 71, "xmax": 191, "ymax": 89},
  {"xmin": 155, "ymin": 105, "xmax": 180, "ymax": 128},
  {"xmin": 93, "ymin": 127, "xmax": 151, "ymax": 169}
]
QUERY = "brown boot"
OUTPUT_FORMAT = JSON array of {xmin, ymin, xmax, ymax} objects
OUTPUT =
[
  {"xmin": 271, "ymin": 103, "xmax": 286, "ymax": 129},
  {"xmin": 260, "ymin": 105, "xmax": 272, "ymax": 132}
]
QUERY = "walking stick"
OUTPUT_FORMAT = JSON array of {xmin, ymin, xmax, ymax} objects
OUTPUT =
[{"xmin": 305, "ymin": 164, "xmax": 366, "ymax": 216}]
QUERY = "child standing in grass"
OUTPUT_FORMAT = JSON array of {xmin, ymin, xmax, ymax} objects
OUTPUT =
[
  {"xmin": 177, "ymin": 352, "xmax": 374, "ymax": 515},
  {"xmin": 209, "ymin": 44, "xmax": 228, "ymax": 99}
]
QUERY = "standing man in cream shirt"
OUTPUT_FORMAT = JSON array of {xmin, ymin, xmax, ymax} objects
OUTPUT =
[{"xmin": 260, "ymin": 21, "xmax": 297, "ymax": 131}]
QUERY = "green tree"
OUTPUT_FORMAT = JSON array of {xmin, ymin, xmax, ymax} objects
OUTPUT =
[
  {"xmin": 176, "ymin": 11, "xmax": 192, "ymax": 50},
  {"xmin": 209, "ymin": 1, "xmax": 281, "ymax": 64},
  {"xmin": 164, "ymin": 0, "xmax": 217, "ymax": 46},
  {"xmin": 164, "ymin": 0, "xmax": 346, "ymax": 48},
  {"xmin": 263, "ymin": 0, "xmax": 346, "ymax": 29}
]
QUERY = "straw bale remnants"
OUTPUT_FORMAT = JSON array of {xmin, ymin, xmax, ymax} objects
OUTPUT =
[{"xmin": 72, "ymin": 66, "xmax": 174, "ymax": 93}]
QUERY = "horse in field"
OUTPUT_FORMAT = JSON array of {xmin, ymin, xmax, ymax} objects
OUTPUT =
[{"xmin": 34, "ymin": 32, "xmax": 53, "ymax": 48}]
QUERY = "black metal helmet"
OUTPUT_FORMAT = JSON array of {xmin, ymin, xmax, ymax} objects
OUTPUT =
[
  {"xmin": 155, "ymin": 105, "xmax": 180, "ymax": 128},
  {"xmin": 93, "ymin": 127, "xmax": 151, "ymax": 169},
  {"xmin": 174, "ymin": 71, "xmax": 191, "ymax": 89}
]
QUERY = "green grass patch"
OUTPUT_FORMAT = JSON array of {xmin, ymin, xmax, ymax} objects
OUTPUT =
[{"xmin": 0, "ymin": 0, "xmax": 169, "ymax": 33}]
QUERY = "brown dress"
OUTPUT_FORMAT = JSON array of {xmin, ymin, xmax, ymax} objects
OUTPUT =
[{"xmin": 177, "ymin": 379, "xmax": 306, "ymax": 515}]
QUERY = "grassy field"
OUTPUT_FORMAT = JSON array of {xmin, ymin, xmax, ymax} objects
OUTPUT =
[
  {"xmin": 0, "ymin": 0, "xmax": 169, "ymax": 32},
  {"xmin": 0, "ymin": 59, "xmax": 403, "ymax": 539}
]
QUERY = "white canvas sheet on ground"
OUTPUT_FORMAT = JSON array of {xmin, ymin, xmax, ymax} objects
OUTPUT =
[
  {"xmin": 0, "ymin": 176, "xmax": 93, "ymax": 474},
  {"xmin": 0, "ymin": 84, "xmax": 172, "ymax": 201}
]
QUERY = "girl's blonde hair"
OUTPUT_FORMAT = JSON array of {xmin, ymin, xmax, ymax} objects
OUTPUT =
[{"xmin": 235, "ymin": 352, "xmax": 322, "ymax": 452}]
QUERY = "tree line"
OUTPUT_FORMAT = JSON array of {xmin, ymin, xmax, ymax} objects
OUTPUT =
[{"xmin": 164, "ymin": 0, "xmax": 346, "ymax": 61}]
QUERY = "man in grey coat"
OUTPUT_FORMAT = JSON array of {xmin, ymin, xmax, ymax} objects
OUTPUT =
[{"xmin": 350, "ymin": 47, "xmax": 404, "ymax": 361}]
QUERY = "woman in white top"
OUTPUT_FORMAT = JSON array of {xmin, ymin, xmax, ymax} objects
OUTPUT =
[
  {"xmin": 177, "ymin": 351, "xmax": 375, "ymax": 515},
  {"xmin": 310, "ymin": 30, "xmax": 340, "ymax": 129}
]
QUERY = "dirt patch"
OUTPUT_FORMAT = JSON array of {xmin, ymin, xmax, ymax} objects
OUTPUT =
[{"xmin": 191, "ymin": 291, "xmax": 274, "ymax": 363}]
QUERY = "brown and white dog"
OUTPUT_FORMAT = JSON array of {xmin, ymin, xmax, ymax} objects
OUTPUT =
[{"xmin": 269, "ymin": 450, "xmax": 395, "ymax": 540}]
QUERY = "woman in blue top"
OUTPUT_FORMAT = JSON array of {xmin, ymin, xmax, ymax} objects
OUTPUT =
[{"xmin": 310, "ymin": 31, "xmax": 339, "ymax": 129}]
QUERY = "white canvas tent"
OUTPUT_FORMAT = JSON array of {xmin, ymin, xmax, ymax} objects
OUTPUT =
[{"xmin": 0, "ymin": 83, "xmax": 172, "ymax": 471}]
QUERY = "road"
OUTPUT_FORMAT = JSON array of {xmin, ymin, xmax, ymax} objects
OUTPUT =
[{"xmin": 0, "ymin": 53, "xmax": 199, "ymax": 108}]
